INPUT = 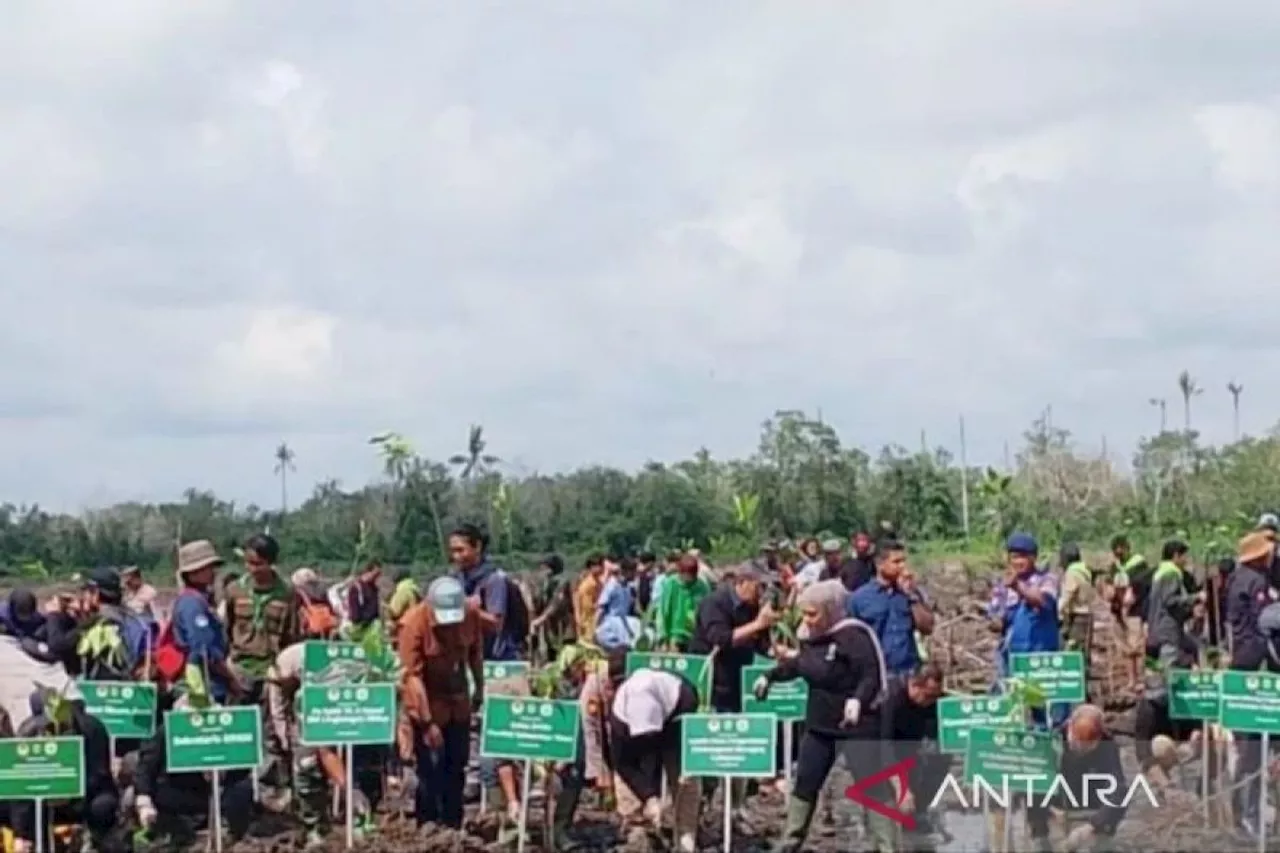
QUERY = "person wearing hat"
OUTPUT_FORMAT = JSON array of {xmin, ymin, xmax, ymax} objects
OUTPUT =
[
  {"xmin": 121, "ymin": 564, "xmax": 157, "ymax": 618},
  {"xmin": 990, "ymin": 533, "xmax": 1064, "ymax": 726},
  {"xmin": 397, "ymin": 575, "xmax": 485, "ymax": 829},
  {"xmin": 170, "ymin": 540, "xmax": 241, "ymax": 703},
  {"xmin": 1226, "ymin": 530, "xmax": 1279, "ymax": 836},
  {"xmin": 817, "ymin": 538, "xmax": 845, "ymax": 584},
  {"xmin": 689, "ymin": 558, "xmax": 778, "ymax": 708}
]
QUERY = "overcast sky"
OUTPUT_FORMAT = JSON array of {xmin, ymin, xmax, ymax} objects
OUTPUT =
[{"xmin": 4, "ymin": 1, "xmax": 1280, "ymax": 512}]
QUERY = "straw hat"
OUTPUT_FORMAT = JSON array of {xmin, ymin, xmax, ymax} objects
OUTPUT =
[
  {"xmin": 177, "ymin": 540, "xmax": 224, "ymax": 575},
  {"xmin": 1238, "ymin": 531, "xmax": 1273, "ymax": 564}
]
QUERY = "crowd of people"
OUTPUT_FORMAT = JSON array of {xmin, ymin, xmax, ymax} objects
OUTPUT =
[{"xmin": 0, "ymin": 513, "xmax": 1278, "ymax": 853}]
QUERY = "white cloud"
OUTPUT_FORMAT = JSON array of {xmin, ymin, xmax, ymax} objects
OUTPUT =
[
  {"xmin": 1195, "ymin": 102, "xmax": 1280, "ymax": 192},
  {"xmin": 4, "ymin": 0, "xmax": 1280, "ymax": 509}
]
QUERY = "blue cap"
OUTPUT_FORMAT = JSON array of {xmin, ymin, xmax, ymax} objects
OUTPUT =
[{"xmin": 1006, "ymin": 532, "xmax": 1039, "ymax": 555}]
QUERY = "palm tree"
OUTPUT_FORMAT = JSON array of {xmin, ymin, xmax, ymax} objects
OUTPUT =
[
  {"xmin": 1228, "ymin": 381, "xmax": 1244, "ymax": 441},
  {"xmin": 1148, "ymin": 398, "xmax": 1167, "ymax": 434},
  {"xmin": 448, "ymin": 424, "xmax": 501, "ymax": 480},
  {"xmin": 369, "ymin": 432, "xmax": 447, "ymax": 562},
  {"xmin": 1176, "ymin": 370, "xmax": 1202, "ymax": 433},
  {"xmin": 273, "ymin": 442, "xmax": 296, "ymax": 515}
]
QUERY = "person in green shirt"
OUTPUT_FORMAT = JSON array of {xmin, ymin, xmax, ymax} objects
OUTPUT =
[{"xmin": 656, "ymin": 554, "xmax": 711, "ymax": 651}]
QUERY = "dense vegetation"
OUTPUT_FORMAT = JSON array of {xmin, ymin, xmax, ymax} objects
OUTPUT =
[{"xmin": 3, "ymin": 405, "xmax": 1278, "ymax": 579}]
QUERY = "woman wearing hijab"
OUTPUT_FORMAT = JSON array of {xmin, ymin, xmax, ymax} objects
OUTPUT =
[{"xmin": 751, "ymin": 580, "xmax": 894, "ymax": 853}]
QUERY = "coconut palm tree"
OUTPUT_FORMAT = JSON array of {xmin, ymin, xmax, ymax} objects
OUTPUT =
[
  {"xmin": 273, "ymin": 442, "xmax": 296, "ymax": 515},
  {"xmin": 449, "ymin": 424, "xmax": 501, "ymax": 480},
  {"xmin": 369, "ymin": 432, "xmax": 447, "ymax": 562},
  {"xmin": 1148, "ymin": 398, "xmax": 1167, "ymax": 434},
  {"xmin": 1228, "ymin": 381, "xmax": 1244, "ymax": 441},
  {"xmin": 1176, "ymin": 370, "xmax": 1202, "ymax": 433}
]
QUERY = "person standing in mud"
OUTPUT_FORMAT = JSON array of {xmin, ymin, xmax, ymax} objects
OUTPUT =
[
  {"xmin": 991, "ymin": 533, "xmax": 1065, "ymax": 728},
  {"xmin": 656, "ymin": 554, "xmax": 711, "ymax": 652},
  {"xmin": 531, "ymin": 554, "xmax": 576, "ymax": 660},
  {"xmin": 751, "ymin": 580, "xmax": 893, "ymax": 853},
  {"xmin": 398, "ymin": 575, "xmax": 484, "ymax": 829},
  {"xmin": 225, "ymin": 533, "xmax": 300, "ymax": 809},
  {"xmin": 448, "ymin": 523, "xmax": 525, "ymax": 827},
  {"xmin": 1057, "ymin": 543, "xmax": 1095, "ymax": 671},
  {"xmin": 1144, "ymin": 540, "xmax": 1203, "ymax": 674},
  {"xmin": 1226, "ymin": 531, "xmax": 1277, "ymax": 837},
  {"xmin": 847, "ymin": 539, "xmax": 934, "ymax": 679},
  {"xmin": 1105, "ymin": 535, "xmax": 1150, "ymax": 692},
  {"xmin": 574, "ymin": 554, "xmax": 606, "ymax": 645}
]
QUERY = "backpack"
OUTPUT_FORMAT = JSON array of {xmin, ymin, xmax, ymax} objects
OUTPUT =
[
  {"xmin": 298, "ymin": 587, "xmax": 339, "ymax": 638},
  {"xmin": 154, "ymin": 588, "xmax": 206, "ymax": 683},
  {"xmin": 503, "ymin": 575, "xmax": 531, "ymax": 648},
  {"xmin": 80, "ymin": 608, "xmax": 157, "ymax": 681}
]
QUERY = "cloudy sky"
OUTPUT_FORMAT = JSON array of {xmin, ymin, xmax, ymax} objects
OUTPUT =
[{"xmin": 4, "ymin": 1, "xmax": 1280, "ymax": 512}]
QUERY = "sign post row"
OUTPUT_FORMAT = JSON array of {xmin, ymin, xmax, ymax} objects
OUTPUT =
[
  {"xmin": 0, "ymin": 736, "xmax": 85, "ymax": 853},
  {"xmin": 479, "ymin": 696, "xmax": 582, "ymax": 853},
  {"xmin": 165, "ymin": 706, "xmax": 263, "ymax": 853},
  {"xmin": 680, "ymin": 713, "xmax": 777, "ymax": 853}
]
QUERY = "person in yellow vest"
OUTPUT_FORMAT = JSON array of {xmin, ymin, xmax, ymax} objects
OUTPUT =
[
  {"xmin": 1058, "ymin": 543, "xmax": 1095, "ymax": 671},
  {"xmin": 1106, "ymin": 535, "xmax": 1150, "ymax": 691}
]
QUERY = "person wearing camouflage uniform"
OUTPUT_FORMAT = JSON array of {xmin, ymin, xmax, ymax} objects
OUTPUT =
[{"xmin": 226, "ymin": 533, "xmax": 300, "ymax": 806}]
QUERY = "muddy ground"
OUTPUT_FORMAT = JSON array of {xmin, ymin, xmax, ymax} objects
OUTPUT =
[{"xmin": 20, "ymin": 565, "xmax": 1259, "ymax": 851}]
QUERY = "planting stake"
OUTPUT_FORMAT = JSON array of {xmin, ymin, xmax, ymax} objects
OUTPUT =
[
  {"xmin": 211, "ymin": 771, "xmax": 223, "ymax": 853},
  {"xmin": 722, "ymin": 776, "xmax": 731, "ymax": 853},
  {"xmin": 34, "ymin": 800, "xmax": 43, "ymax": 853},
  {"xmin": 783, "ymin": 724, "xmax": 793, "ymax": 788},
  {"xmin": 1261, "ymin": 732, "xmax": 1270, "ymax": 853},
  {"xmin": 345, "ymin": 745, "xmax": 354, "ymax": 850},
  {"xmin": 1202, "ymin": 720, "xmax": 1210, "ymax": 827},
  {"xmin": 517, "ymin": 760, "xmax": 532, "ymax": 853}
]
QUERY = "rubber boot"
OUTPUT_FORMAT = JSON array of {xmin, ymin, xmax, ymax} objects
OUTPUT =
[
  {"xmin": 549, "ymin": 780, "xmax": 584, "ymax": 851},
  {"xmin": 772, "ymin": 796, "xmax": 816, "ymax": 853}
]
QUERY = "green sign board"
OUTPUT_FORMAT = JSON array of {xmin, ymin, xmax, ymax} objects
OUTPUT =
[
  {"xmin": 0, "ymin": 737, "xmax": 84, "ymax": 800},
  {"xmin": 1009, "ymin": 652, "xmax": 1086, "ymax": 703},
  {"xmin": 741, "ymin": 665, "xmax": 808, "ymax": 721},
  {"xmin": 964, "ymin": 727, "xmax": 1058, "ymax": 795},
  {"xmin": 468, "ymin": 660, "xmax": 531, "ymax": 694},
  {"xmin": 300, "ymin": 684, "xmax": 396, "ymax": 746},
  {"xmin": 625, "ymin": 652, "xmax": 710, "ymax": 700},
  {"xmin": 937, "ymin": 695, "xmax": 1017, "ymax": 754},
  {"xmin": 480, "ymin": 697, "xmax": 581, "ymax": 762},
  {"xmin": 1168, "ymin": 670, "xmax": 1220, "ymax": 721},
  {"xmin": 1219, "ymin": 671, "xmax": 1280, "ymax": 733},
  {"xmin": 165, "ymin": 707, "xmax": 263, "ymax": 772},
  {"xmin": 302, "ymin": 641, "xmax": 373, "ymax": 684},
  {"xmin": 680, "ymin": 713, "xmax": 776, "ymax": 778},
  {"xmin": 80, "ymin": 681, "xmax": 158, "ymax": 739}
]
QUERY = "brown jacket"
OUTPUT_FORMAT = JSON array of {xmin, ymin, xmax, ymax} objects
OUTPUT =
[{"xmin": 399, "ymin": 601, "xmax": 484, "ymax": 728}]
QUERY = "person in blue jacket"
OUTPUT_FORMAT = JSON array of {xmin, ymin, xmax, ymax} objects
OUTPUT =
[{"xmin": 990, "ymin": 533, "xmax": 1067, "ymax": 728}]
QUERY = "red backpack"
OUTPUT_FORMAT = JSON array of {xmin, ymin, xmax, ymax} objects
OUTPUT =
[{"xmin": 154, "ymin": 588, "xmax": 208, "ymax": 683}]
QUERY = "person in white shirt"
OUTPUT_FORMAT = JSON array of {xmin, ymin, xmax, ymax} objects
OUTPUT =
[{"xmin": 607, "ymin": 660, "xmax": 702, "ymax": 852}]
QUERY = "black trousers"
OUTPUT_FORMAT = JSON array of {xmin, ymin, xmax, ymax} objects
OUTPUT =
[
  {"xmin": 414, "ymin": 721, "xmax": 470, "ymax": 828},
  {"xmin": 793, "ymin": 731, "xmax": 887, "ymax": 804},
  {"xmin": 609, "ymin": 680, "xmax": 698, "ymax": 802},
  {"xmin": 153, "ymin": 773, "xmax": 255, "ymax": 841}
]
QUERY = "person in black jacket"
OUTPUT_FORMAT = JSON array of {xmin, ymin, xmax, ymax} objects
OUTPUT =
[
  {"xmin": 12, "ymin": 685, "xmax": 121, "ymax": 853},
  {"xmin": 752, "ymin": 579, "xmax": 893, "ymax": 853},
  {"xmin": 838, "ymin": 532, "xmax": 877, "ymax": 594},
  {"xmin": 880, "ymin": 664, "xmax": 945, "ymax": 844},
  {"xmin": 688, "ymin": 560, "xmax": 778, "ymax": 714},
  {"xmin": 1026, "ymin": 704, "xmax": 1130, "ymax": 852},
  {"xmin": 133, "ymin": 697, "xmax": 255, "ymax": 846}
]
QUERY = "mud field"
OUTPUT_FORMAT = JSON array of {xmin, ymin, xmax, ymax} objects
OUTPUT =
[{"xmin": 17, "ymin": 565, "xmax": 1263, "ymax": 851}]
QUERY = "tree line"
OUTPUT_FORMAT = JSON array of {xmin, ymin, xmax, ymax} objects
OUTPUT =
[{"xmin": 3, "ymin": 407, "xmax": 1277, "ymax": 579}]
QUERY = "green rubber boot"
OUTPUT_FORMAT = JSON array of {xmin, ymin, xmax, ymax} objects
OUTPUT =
[{"xmin": 773, "ymin": 796, "xmax": 816, "ymax": 853}]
